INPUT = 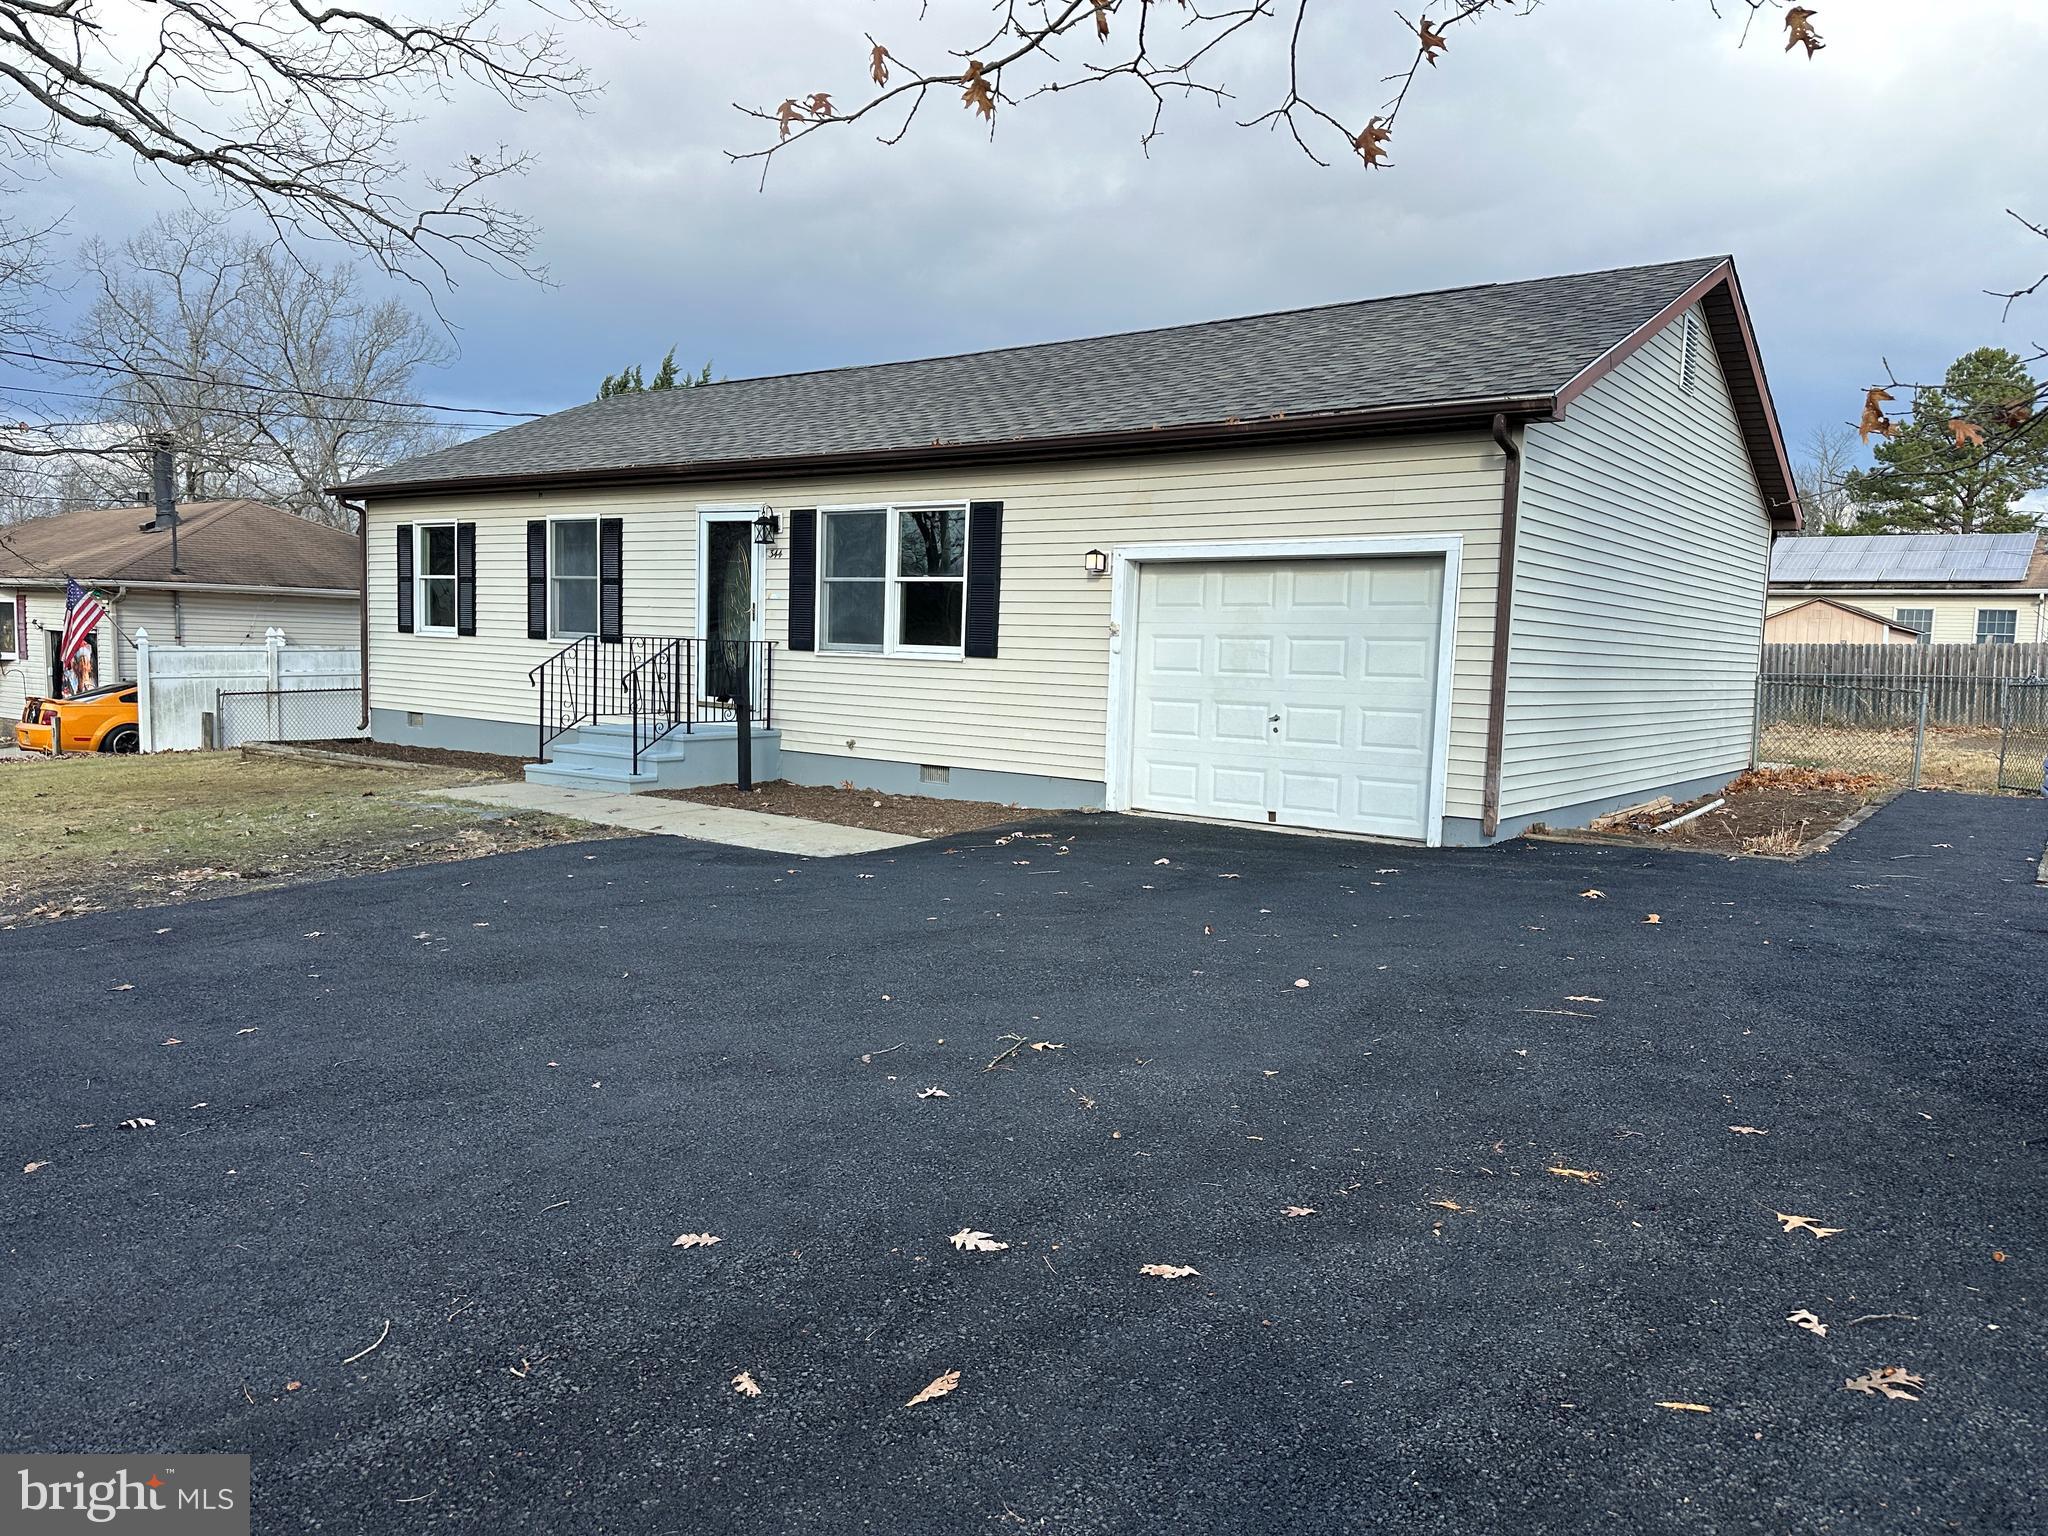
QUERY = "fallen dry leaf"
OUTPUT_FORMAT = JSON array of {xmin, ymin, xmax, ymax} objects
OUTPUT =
[
  {"xmin": 1775, "ymin": 1213, "xmax": 1844, "ymax": 1240},
  {"xmin": 917, "ymin": 1087, "xmax": 949, "ymax": 1100},
  {"xmin": 1430, "ymin": 1199, "xmax": 1466, "ymax": 1212},
  {"xmin": 1580, "ymin": 889, "xmax": 1605, "ymax": 900},
  {"xmin": 1656, "ymin": 1400, "xmax": 1713, "ymax": 1414},
  {"xmin": 671, "ymin": 1233, "xmax": 722, "ymax": 1249},
  {"xmin": 1788, "ymin": 1308, "xmax": 1829, "ymax": 1337},
  {"xmin": 1292, "ymin": 979, "xmax": 1311, "ymax": 990},
  {"xmin": 1139, "ymin": 1263, "xmax": 1200, "ymax": 1279},
  {"xmin": 732, "ymin": 1371, "xmax": 763, "ymax": 1398},
  {"xmin": 1642, "ymin": 914, "xmax": 1662, "ymax": 925},
  {"xmin": 1844, "ymin": 1366, "xmax": 1924, "ymax": 1402},
  {"xmin": 23, "ymin": 1161, "xmax": 49, "ymax": 1174},
  {"xmin": 906, "ymin": 1368, "xmax": 961, "ymax": 1407},
  {"xmin": 110, "ymin": 983, "xmax": 134, "ymax": 992},
  {"xmin": 1028, "ymin": 1041, "xmax": 1063, "ymax": 1053},
  {"xmin": 161, "ymin": 1038, "xmax": 182, "ymax": 1047},
  {"xmin": 1729, "ymin": 1126, "xmax": 1769, "ymax": 1136},
  {"xmin": 1547, "ymin": 1167, "xmax": 1602, "ymax": 1184},
  {"xmin": 949, "ymin": 1228, "xmax": 1010, "ymax": 1253},
  {"xmin": 285, "ymin": 1381, "xmax": 303, "ymax": 1392},
  {"xmin": 1282, "ymin": 1206, "xmax": 1316, "ymax": 1218},
  {"xmin": 1993, "ymin": 1250, "xmax": 2007, "ymax": 1263}
]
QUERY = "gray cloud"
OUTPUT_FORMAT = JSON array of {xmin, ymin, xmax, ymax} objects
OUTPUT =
[{"xmin": 11, "ymin": 0, "xmax": 2048, "ymax": 465}]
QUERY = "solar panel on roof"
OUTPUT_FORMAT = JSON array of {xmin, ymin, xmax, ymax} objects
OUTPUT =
[{"xmin": 1771, "ymin": 533, "xmax": 2037, "ymax": 584}]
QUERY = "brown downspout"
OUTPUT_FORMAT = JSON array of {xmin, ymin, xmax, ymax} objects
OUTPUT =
[
  {"xmin": 1480, "ymin": 413, "xmax": 1523, "ymax": 839},
  {"xmin": 346, "ymin": 499, "xmax": 369, "ymax": 730}
]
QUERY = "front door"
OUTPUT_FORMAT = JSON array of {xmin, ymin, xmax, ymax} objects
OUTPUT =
[{"xmin": 699, "ymin": 511, "xmax": 759, "ymax": 702}]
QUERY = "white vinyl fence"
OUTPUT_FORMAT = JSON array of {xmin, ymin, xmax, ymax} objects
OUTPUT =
[{"xmin": 134, "ymin": 628, "xmax": 363, "ymax": 752}]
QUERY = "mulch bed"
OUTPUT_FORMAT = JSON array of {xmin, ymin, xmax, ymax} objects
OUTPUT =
[
  {"xmin": 294, "ymin": 738, "xmax": 530, "ymax": 779},
  {"xmin": 1543, "ymin": 767, "xmax": 1891, "ymax": 857},
  {"xmin": 654, "ymin": 779, "xmax": 1054, "ymax": 838}
]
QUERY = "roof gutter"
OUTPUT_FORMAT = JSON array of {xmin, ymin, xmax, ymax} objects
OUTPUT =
[
  {"xmin": 329, "ymin": 395, "xmax": 1559, "ymax": 502},
  {"xmin": 1481, "ymin": 413, "xmax": 1523, "ymax": 840},
  {"xmin": 341, "ymin": 498, "xmax": 369, "ymax": 731}
]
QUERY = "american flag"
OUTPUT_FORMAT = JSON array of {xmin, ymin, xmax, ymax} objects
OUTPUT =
[{"xmin": 60, "ymin": 578, "xmax": 106, "ymax": 666}]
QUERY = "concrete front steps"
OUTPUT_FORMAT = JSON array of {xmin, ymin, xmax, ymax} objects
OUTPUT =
[{"xmin": 524, "ymin": 720, "xmax": 781, "ymax": 793}]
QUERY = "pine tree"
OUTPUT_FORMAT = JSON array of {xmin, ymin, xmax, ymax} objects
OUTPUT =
[
  {"xmin": 596, "ymin": 350, "xmax": 715, "ymax": 400},
  {"xmin": 1842, "ymin": 348, "xmax": 2048, "ymax": 534}
]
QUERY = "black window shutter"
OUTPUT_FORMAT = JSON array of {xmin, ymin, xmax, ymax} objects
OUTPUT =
[
  {"xmin": 526, "ymin": 520, "xmax": 548, "ymax": 639},
  {"xmin": 455, "ymin": 522, "xmax": 477, "ymax": 636},
  {"xmin": 786, "ymin": 509, "xmax": 817, "ymax": 652},
  {"xmin": 395, "ymin": 523, "xmax": 415, "ymax": 634},
  {"xmin": 598, "ymin": 517, "xmax": 624, "ymax": 644},
  {"xmin": 964, "ymin": 501, "xmax": 1004, "ymax": 659}
]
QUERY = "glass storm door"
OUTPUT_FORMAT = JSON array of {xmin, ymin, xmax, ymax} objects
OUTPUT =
[{"xmin": 703, "ymin": 517, "xmax": 755, "ymax": 702}]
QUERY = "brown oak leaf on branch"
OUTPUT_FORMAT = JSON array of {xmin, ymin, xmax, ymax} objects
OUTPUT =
[
  {"xmin": 1949, "ymin": 418, "xmax": 1987, "ymax": 449},
  {"xmin": 1095, "ymin": 0, "xmax": 1114, "ymax": 42},
  {"xmin": 870, "ymin": 44, "xmax": 891, "ymax": 88},
  {"xmin": 805, "ymin": 93, "xmax": 834, "ymax": 119},
  {"xmin": 775, "ymin": 99, "xmax": 804, "ymax": 140},
  {"xmin": 1857, "ymin": 386, "xmax": 1896, "ymax": 443},
  {"xmin": 961, "ymin": 60, "xmax": 997, "ymax": 120},
  {"xmin": 1353, "ymin": 117, "xmax": 1393, "ymax": 168},
  {"xmin": 1418, "ymin": 17, "xmax": 1450, "ymax": 66},
  {"xmin": 1784, "ymin": 7, "xmax": 1825, "ymax": 58}
]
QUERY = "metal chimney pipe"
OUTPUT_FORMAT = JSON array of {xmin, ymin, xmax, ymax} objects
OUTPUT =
[{"xmin": 150, "ymin": 435, "xmax": 181, "ymax": 573}]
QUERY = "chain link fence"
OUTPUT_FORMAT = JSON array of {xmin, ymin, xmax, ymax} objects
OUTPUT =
[
  {"xmin": 215, "ymin": 688, "xmax": 367, "ymax": 749},
  {"xmin": 1756, "ymin": 677, "xmax": 2044, "ymax": 794},
  {"xmin": 1995, "ymin": 680, "xmax": 2048, "ymax": 794}
]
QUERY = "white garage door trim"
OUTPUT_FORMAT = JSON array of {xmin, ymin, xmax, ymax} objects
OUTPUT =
[{"xmin": 1104, "ymin": 534, "xmax": 1462, "ymax": 848}]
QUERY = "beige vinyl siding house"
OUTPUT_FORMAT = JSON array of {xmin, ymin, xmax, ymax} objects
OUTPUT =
[
  {"xmin": 1766, "ymin": 532, "xmax": 2048, "ymax": 647},
  {"xmin": 1765, "ymin": 590, "xmax": 2048, "ymax": 646},
  {"xmin": 339, "ymin": 257, "xmax": 1799, "ymax": 846},
  {"xmin": 1504, "ymin": 309, "xmax": 1772, "ymax": 821}
]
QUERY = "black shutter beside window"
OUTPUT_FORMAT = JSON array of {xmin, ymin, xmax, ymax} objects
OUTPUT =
[
  {"xmin": 963, "ymin": 501, "xmax": 1003, "ymax": 659},
  {"xmin": 395, "ymin": 523, "xmax": 415, "ymax": 634},
  {"xmin": 787, "ymin": 509, "xmax": 817, "ymax": 652},
  {"xmin": 455, "ymin": 522, "xmax": 477, "ymax": 636},
  {"xmin": 598, "ymin": 517, "xmax": 624, "ymax": 644},
  {"xmin": 526, "ymin": 520, "xmax": 548, "ymax": 639}
]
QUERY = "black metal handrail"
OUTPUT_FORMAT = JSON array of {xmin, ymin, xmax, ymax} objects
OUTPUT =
[{"xmin": 532, "ymin": 635, "xmax": 775, "ymax": 767}]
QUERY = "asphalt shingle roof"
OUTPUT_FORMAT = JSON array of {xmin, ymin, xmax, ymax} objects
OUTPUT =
[
  {"xmin": 343, "ymin": 257, "xmax": 1730, "ymax": 493},
  {"xmin": 0, "ymin": 499, "xmax": 361, "ymax": 591}
]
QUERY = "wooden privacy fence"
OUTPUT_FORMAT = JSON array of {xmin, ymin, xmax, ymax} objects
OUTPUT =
[{"xmin": 1761, "ymin": 642, "xmax": 2048, "ymax": 727}]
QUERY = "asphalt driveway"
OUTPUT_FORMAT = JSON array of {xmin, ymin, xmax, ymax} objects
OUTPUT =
[{"xmin": 3, "ymin": 792, "xmax": 2043, "ymax": 1534}]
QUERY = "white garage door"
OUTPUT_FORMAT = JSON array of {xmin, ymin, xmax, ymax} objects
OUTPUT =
[{"xmin": 1127, "ymin": 557, "xmax": 1446, "ymax": 840}]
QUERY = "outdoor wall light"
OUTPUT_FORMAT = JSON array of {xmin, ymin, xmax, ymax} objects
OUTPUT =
[
  {"xmin": 753, "ymin": 508, "xmax": 781, "ymax": 547},
  {"xmin": 1083, "ymin": 548, "xmax": 1108, "ymax": 577}
]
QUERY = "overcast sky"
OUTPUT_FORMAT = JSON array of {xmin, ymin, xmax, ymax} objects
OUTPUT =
[{"xmin": 11, "ymin": 0, "xmax": 2048, "ymax": 469}]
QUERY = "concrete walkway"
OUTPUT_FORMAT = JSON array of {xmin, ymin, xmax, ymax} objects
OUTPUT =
[{"xmin": 430, "ymin": 780, "xmax": 921, "ymax": 857}]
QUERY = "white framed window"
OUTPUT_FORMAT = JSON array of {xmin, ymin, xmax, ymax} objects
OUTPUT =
[
  {"xmin": 819, "ymin": 502, "xmax": 968, "ymax": 655},
  {"xmin": 415, "ymin": 523, "xmax": 458, "ymax": 634},
  {"xmin": 1976, "ymin": 608, "xmax": 2017, "ymax": 645},
  {"xmin": 1678, "ymin": 313, "xmax": 1704, "ymax": 395},
  {"xmin": 1895, "ymin": 607, "xmax": 1934, "ymax": 645},
  {"xmin": 550, "ymin": 517, "xmax": 600, "ymax": 639}
]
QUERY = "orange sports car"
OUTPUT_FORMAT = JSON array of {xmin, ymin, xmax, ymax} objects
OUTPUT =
[{"xmin": 16, "ymin": 683, "xmax": 141, "ymax": 754}]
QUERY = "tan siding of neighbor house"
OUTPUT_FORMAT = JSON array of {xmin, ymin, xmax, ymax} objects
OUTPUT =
[
  {"xmin": 1762, "ymin": 600, "xmax": 1913, "ymax": 645},
  {"xmin": 1502, "ymin": 306, "xmax": 1774, "ymax": 820},
  {"xmin": 363, "ymin": 435, "xmax": 1509, "ymax": 817},
  {"xmin": 1766, "ymin": 591, "xmax": 2048, "ymax": 646}
]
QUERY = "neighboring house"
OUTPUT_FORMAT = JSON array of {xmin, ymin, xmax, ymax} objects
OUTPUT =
[
  {"xmin": 1, "ymin": 499, "xmax": 363, "ymax": 730},
  {"xmin": 1767, "ymin": 533, "xmax": 2048, "ymax": 646},
  {"xmin": 333, "ymin": 256, "xmax": 1798, "ymax": 847},
  {"xmin": 1764, "ymin": 597, "xmax": 1921, "ymax": 645}
]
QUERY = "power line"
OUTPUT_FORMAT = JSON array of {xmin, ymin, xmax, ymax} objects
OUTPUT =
[{"xmin": 0, "ymin": 346, "xmax": 546, "ymax": 420}]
